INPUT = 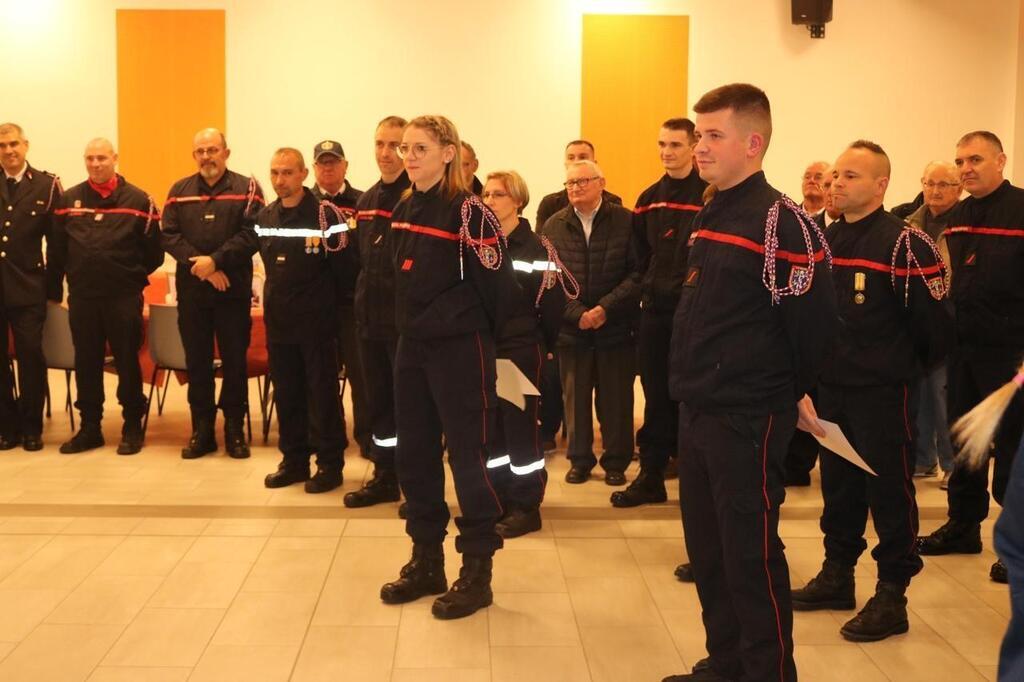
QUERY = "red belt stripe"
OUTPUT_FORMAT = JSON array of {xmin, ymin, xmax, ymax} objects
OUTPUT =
[
  {"xmin": 634, "ymin": 201, "xmax": 702, "ymax": 215},
  {"xmin": 832, "ymin": 257, "xmax": 942, "ymax": 276},
  {"xmin": 55, "ymin": 207, "xmax": 160, "ymax": 220},
  {"xmin": 165, "ymin": 194, "xmax": 265, "ymax": 205},
  {"xmin": 946, "ymin": 226, "xmax": 1024, "ymax": 237},
  {"xmin": 357, "ymin": 209, "xmax": 393, "ymax": 220},
  {"xmin": 392, "ymin": 221, "xmax": 500, "ymax": 245},
  {"xmin": 694, "ymin": 228, "xmax": 826, "ymax": 265}
]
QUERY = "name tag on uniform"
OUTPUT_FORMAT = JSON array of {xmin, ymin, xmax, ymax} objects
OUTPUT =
[
  {"xmin": 204, "ymin": 213, "xmax": 215, "ymax": 222},
  {"xmin": 35, "ymin": 200, "xmax": 45, "ymax": 206},
  {"xmin": 94, "ymin": 213, "xmax": 103, "ymax": 222},
  {"xmin": 683, "ymin": 266, "xmax": 700, "ymax": 287},
  {"xmin": 276, "ymin": 254, "xmax": 286, "ymax": 264}
]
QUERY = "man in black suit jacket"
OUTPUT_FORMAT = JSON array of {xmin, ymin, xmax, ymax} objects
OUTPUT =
[{"xmin": 0, "ymin": 122, "xmax": 61, "ymax": 451}]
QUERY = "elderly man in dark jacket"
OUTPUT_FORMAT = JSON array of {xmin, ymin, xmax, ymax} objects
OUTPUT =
[{"xmin": 542, "ymin": 160, "xmax": 640, "ymax": 486}]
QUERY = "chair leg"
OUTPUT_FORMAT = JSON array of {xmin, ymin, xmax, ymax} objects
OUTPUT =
[
  {"xmin": 157, "ymin": 370, "xmax": 171, "ymax": 415},
  {"xmin": 10, "ymin": 360, "xmax": 18, "ymax": 400},
  {"xmin": 45, "ymin": 375, "xmax": 51, "ymax": 418},
  {"xmin": 142, "ymin": 366, "xmax": 158, "ymax": 437},
  {"xmin": 245, "ymin": 402, "xmax": 253, "ymax": 444},
  {"xmin": 65, "ymin": 370, "xmax": 75, "ymax": 433},
  {"xmin": 263, "ymin": 391, "xmax": 275, "ymax": 445}
]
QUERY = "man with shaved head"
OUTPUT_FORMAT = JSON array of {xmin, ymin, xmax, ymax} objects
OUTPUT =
[
  {"xmin": 792, "ymin": 141, "xmax": 951, "ymax": 642},
  {"xmin": 906, "ymin": 162, "xmax": 960, "ymax": 486},
  {"xmin": 254, "ymin": 148, "xmax": 348, "ymax": 495},
  {"xmin": 48, "ymin": 138, "xmax": 164, "ymax": 455},
  {"xmin": 0, "ymin": 123, "xmax": 62, "ymax": 451},
  {"xmin": 161, "ymin": 128, "xmax": 263, "ymax": 460},
  {"xmin": 918, "ymin": 131, "xmax": 1024, "ymax": 586}
]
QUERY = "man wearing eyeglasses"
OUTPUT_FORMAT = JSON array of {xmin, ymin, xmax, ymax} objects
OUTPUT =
[
  {"xmin": 161, "ymin": 128, "xmax": 263, "ymax": 460},
  {"xmin": 905, "ymin": 162, "xmax": 960, "ymax": 491},
  {"xmin": 535, "ymin": 140, "xmax": 623, "ymax": 233},
  {"xmin": 918, "ymin": 131, "xmax": 1024, "ymax": 586},
  {"xmin": 543, "ymin": 160, "xmax": 640, "ymax": 487},
  {"xmin": 311, "ymin": 140, "xmax": 370, "ymax": 461}
]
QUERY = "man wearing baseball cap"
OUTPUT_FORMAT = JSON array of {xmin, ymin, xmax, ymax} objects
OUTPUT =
[{"xmin": 311, "ymin": 140, "xmax": 369, "ymax": 461}]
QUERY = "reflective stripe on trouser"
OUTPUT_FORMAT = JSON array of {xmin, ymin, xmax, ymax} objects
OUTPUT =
[
  {"xmin": 394, "ymin": 332, "xmax": 503, "ymax": 556},
  {"xmin": 491, "ymin": 343, "xmax": 548, "ymax": 510},
  {"xmin": 358, "ymin": 334, "xmax": 398, "ymax": 470}
]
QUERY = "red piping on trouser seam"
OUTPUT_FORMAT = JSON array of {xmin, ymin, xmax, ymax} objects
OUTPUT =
[{"xmin": 760, "ymin": 414, "xmax": 786, "ymax": 682}]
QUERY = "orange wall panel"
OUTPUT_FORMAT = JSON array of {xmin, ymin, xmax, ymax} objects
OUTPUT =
[
  {"xmin": 116, "ymin": 9, "xmax": 225, "ymax": 205},
  {"xmin": 581, "ymin": 14, "xmax": 689, "ymax": 209}
]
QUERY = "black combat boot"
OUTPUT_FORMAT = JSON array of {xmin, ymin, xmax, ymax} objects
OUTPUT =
[
  {"xmin": 181, "ymin": 416, "xmax": 216, "ymax": 459},
  {"xmin": 380, "ymin": 543, "xmax": 447, "ymax": 604},
  {"xmin": 917, "ymin": 519, "xmax": 982, "ymax": 555},
  {"xmin": 792, "ymin": 560, "xmax": 856, "ymax": 611},
  {"xmin": 674, "ymin": 563, "xmax": 695, "ymax": 583},
  {"xmin": 264, "ymin": 460, "xmax": 310, "ymax": 488},
  {"xmin": 224, "ymin": 418, "xmax": 249, "ymax": 459},
  {"xmin": 305, "ymin": 466, "xmax": 342, "ymax": 494},
  {"xmin": 840, "ymin": 581, "xmax": 909, "ymax": 642},
  {"xmin": 432, "ymin": 555, "xmax": 493, "ymax": 620},
  {"xmin": 59, "ymin": 423, "xmax": 104, "ymax": 454},
  {"xmin": 116, "ymin": 417, "xmax": 144, "ymax": 455},
  {"xmin": 610, "ymin": 467, "xmax": 668, "ymax": 507},
  {"xmin": 344, "ymin": 468, "xmax": 401, "ymax": 508},
  {"xmin": 495, "ymin": 507, "xmax": 542, "ymax": 538},
  {"xmin": 991, "ymin": 559, "xmax": 1009, "ymax": 584}
]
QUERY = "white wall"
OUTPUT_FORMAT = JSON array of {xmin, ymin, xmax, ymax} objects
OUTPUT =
[{"xmin": 3, "ymin": 0, "xmax": 1021, "ymax": 209}]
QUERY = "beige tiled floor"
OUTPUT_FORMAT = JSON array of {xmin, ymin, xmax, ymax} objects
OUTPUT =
[{"xmin": 0, "ymin": 370, "xmax": 1009, "ymax": 680}]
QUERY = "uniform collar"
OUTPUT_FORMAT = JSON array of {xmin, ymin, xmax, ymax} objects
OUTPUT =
[{"xmin": 3, "ymin": 164, "xmax": 27, "ymax": 183}]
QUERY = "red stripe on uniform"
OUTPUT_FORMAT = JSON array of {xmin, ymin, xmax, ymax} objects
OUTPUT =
[
  {"xmin": 946, "ymin": 226, "xmax": 1024, "ymax": 237},
  {"xmin": 357, "ymin": 208, "xmax": 393, "ymax": 220},
  {"xmin": 392, "ymin": 221, "xmax": 500, "ymax": 245},
  {"xmin": 694, "ymin": 229, "xmax": 826, "ymax": 265},
  {"xmin": 164, "ymin": 194, "xmax": 252, "ymax": 205},
  {"xmin": 634, "ymin": 201, "xmax": 702, "ymax": 214},
  {"xmin": 832, "ymin": 257, "xmax": 943, "ymax": 277},
  {"xmin": 54, "ymin": 207, "xmax": 159, "ymax": 220},
  {"xmin": 759, "ymin": 414, "xmax": 786, "ymax": 682}
]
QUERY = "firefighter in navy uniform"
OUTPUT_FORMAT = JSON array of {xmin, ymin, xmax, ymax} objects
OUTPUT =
[
  {"xmin": 344, "ymin": 117, "xmax": 410, "ymax": 509},
  {"xmin": 161, "ymin": 128, "xmax": 262, "ymax": 460},
  {"xmin": 254, "ymin": 148, "xmax": 348, "ymax": 494},
  {"xmin": 664, "ymin": 84, "xmax": 838, "ymax": 682},
  {"xmin": 0, "ymin": 123, "xmax": 61, "ymax": 451},
  {"xmin": 48, "ymin": 138, "xmax": 163, "ymax": 455},
  {"xmin": 918, "ymin": 131, "xmax": 1024, "ymax": 585},
  {"xmin": 310, "ymin": 139, "xmax": 370, "ymax": 458},
  {"xmin": 379, "ymin": 116, "xmax": 517, "ymax": 621},
  {"xmin": 791, "ymin": 141, "xmax": 952, "ymax": 642},
  {"xmin": 612, "ymin": 117, "xmax": 706, "ymax": 509},
  {"xmin": 482, "ymin": 170, "xmax": 571, "ymax": 538}
]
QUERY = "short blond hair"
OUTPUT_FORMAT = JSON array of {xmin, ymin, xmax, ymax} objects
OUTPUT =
[{"xmin": 486, "ymin": 170, "xmax": 530, "ymax": 212}]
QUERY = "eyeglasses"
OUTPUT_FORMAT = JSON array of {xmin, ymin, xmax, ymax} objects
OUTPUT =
[
  {"xmin": 396, "ymin": 143, "xmax": 441, "ymax": 160},
  {"xmin": 922, "ymin": 181, "xmax": 960, "ymax": 190},
  {"xmin": 564, "ymin": 177, "xmax": 599, "ymax": 190},
  {"xmin": 481, "ymin": 191, "xmax": 509, "ymax": 200},
  {"xmin": 194, "ymin": 147, "xmax": 223, "ymax": 158}
]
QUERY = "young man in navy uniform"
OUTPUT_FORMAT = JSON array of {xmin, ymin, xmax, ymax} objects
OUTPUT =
[{"xmin": 664, "ymin": 84, "xmax": 838, "ymax": 682}]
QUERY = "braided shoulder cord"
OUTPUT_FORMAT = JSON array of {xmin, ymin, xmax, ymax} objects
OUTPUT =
[
  {"xmin": 46, "ymin": 175, "xmax": 63, "ymax": 212},
  {"xmin": 536, "ymin": 235, "xmax": 581, "ymax": 307},
  {"xmin": 318, "ymin": 200, "xmax": 350, "ymax": 252},
  {"xmin": 763, "ymin": 194, "xmax": 832, "ymax": 304},
  {"xmin": 458, "ymin": 195, "xmax": 505, "ymax": 280},
  {"xmin": 144, "ymin": 197, "xmax": 158, "ymax": 234},
  {"xmin": 892, "ymin": 225, "xmax": 947, "ymax": 305},
  {"xmin": 244, "ymin": 176, "xmax": 262, "ymax": 217}
]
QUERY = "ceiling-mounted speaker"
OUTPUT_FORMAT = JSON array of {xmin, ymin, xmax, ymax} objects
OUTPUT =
[{"xmin": 791, "ymin": 0, "xmax": 833, "ymax": 38}]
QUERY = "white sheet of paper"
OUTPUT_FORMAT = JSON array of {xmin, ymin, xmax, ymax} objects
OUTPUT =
[
  {"xmin": 812, "ymin": 419, "xmax": 878, "ymax": 476},
  {"xmin": 496, "ymin": 358, "xmax": 541, "ymax": 411}
]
